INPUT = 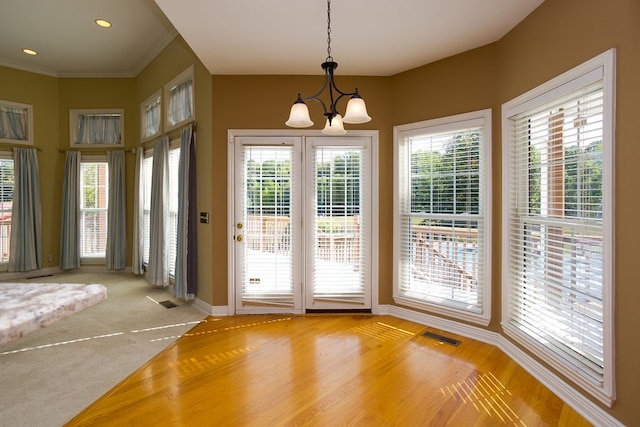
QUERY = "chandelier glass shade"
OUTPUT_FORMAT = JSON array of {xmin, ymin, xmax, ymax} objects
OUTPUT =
[{"xmin": 285, "ymin": 0, "xmax": 371, "ymax": 135}]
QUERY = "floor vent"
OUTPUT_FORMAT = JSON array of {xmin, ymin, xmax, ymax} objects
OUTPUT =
[
  {"xmin": 421, "ymin": 331, "xmax": 461, "ymax": 346},
  {"xmin": 158, "ymin": 300, "xmax": 178, "ymax": 309},
  {"xmin": 26, "ymin": 274, "xmax": 54, "ymax": 280}
]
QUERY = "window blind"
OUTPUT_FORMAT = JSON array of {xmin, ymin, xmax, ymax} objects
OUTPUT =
[
  {"xmin": 311, "ymin": 145, "xmax": 367, "ymax": 304},
  {"xmin": 142, "ymin": 154, "xmax": 153, "ymax": 265},
  {"xmin": 168, "ymin": 144, "xmax": 181, "ymax": 277},
  {"xmin": 397, "ymin": 124, "xmax": 486, "ymax": 314},
  {"xmin": 241, "ymin": 146, "xmax": 295, "ymax": 307},
  {"xmin": 0, "ymin": 157, "xmax": 13, "ymax": 263},
  {"xmin": 506, "ymin": 81, "xmax": 605, "ymax": 384},
  {"xmin": 80, "ymin": 161, "xmax": 109, "ymax": 258}
]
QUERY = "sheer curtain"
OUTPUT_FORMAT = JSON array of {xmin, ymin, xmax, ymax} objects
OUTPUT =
[
  {"xmin": 60, "ymin": 151, "xmax": 80, "ymax": 270},
  {"xmin": 106, "ymin": 150, "xmax": 126, "ymax": 270},
  {"xmin": 168, "ymin": 79, "xmax": 193, "ymax": 127},
  {"xmin": 131, "ymin": 147, "xmax": 144, "ymax": 275},
  {"xmin": 8, "ymin": 147, "xmax": 41, "ymax": 272},
  {"xmin": 147, "ymin": 137, "xmax": 169, "ymax": 287},
  {"xmin": 76, "ymin": 114, "xmax": 121, "ymax": 145},
  {"xmin": 174, "ymin": 126, "xmax": 197, "ymax": 300},
  {"xmin": 0, "ymin": 105, "xmax": 27, "ymax": 140}
]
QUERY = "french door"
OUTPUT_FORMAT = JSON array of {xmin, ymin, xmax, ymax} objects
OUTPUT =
[{"xmin": 232, "ymin": 134, "xmax": 374, "ymax": 314}]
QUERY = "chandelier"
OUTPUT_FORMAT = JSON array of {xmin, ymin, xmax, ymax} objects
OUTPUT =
[{"xmin": 285, "ymin": 0, "xmax": 371, "ymax": 135}]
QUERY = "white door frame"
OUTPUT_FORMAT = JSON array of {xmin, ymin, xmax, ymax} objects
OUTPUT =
[{"xmin": 227, "ymin": 129, "xmax": 379, "ymax": 315}]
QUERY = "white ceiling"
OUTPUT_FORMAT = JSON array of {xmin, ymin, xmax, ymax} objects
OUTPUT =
[{"xmin": 0, "ymin": 0, "xmax": 544, "ymax": 78}]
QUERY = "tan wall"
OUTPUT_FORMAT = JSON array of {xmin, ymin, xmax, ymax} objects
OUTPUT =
[
  {"xmin": 497, "ymin": 0, "xmax": 640, "ymax": 424},
  {"xmin": 211, "ymin": 75, "xmax": 391, "ymax": 306},
  {"xmin": 0, "ymin": 67, "xmax": 60, "ymax": 268},
  {"xmin": 0, "ymin": 0, "xmax": 637, "ymax": 422},
  {"xmin": 384, "ymin": 0, "xmax": 638, "ymax": 423},
  {"xmin": 57, "ymin": 77, "xmax": 137, "ymax": 267},
  {"xmin": 137, "ymin": 37, "xmax": 213, "ymax": 305}
]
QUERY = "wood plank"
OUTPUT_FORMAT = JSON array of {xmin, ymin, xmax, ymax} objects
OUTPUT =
[{"xmin": 65, "ymin": 315, "xmax": 592, "ymax": 426}]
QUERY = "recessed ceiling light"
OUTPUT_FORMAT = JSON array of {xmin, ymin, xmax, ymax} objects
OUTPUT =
[
  {"xmin": 95, "ymin": 19, "xmax": 112, "ymax": 28},
  {"xmin": 22, "ymin": 48, "xmax": 38, "ymax": 56}
]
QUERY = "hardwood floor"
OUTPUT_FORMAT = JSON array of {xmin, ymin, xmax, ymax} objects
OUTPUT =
[{"xmin": 66, "ymin": 315, "xmax": 591, "ymax": 426}]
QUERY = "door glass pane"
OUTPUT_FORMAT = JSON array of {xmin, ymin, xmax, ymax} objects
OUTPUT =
[
  {"xmin": 241, "ymin": 146, "xmax": 295, "ymax": 306},
  {"xmin": 311, "ymin": 146, "xmax": 366, "ymax": 304}
]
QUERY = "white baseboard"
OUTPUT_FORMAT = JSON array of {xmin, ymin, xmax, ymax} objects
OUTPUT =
[
  {"xmin": 192, "ymin": 298, "xmax": 228, "ymax": 317},
  {"xmin": 381, "ymin": 304, "xmax": 623, "ymax": 427}
]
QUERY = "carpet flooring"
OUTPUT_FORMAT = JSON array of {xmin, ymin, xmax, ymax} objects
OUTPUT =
[{"xmin": 0, "ymin": 271, "xmax": 207, "ymax": 427}]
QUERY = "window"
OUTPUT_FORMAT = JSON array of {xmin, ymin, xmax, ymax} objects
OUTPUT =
[
  {"xmin": 0, "ymin": 100, "xmax": 33, "ymax": 145},
  {"xmin": 164, "ymin": 66, "xmax": 194, "ymax": 131},
  {"xmin": 0, "ymin": 153, "xmax": 13, "ymax": 264},
  {"xmin": 80, "ymin": 158, "xmax": 109, "ymax": 259},
  {"xmin": 502, "ymin": 50, "xmax": 615, "ymax": 406},
  {"xmin": 168, "ymin": 141, "xmax": 180, "ymax": 277},
  {"xmin": 141, "ymin": 91, "xmax": 162, "ymax": 141},
  {"xmin": 70, "ymin": 109, "xmax": 124, "ymax": 147},
  {"xmin": 140, "ymin": 141, "xmax": 181, "ymax": 278},
  {"xmin": 394, "ymin": 110, "xmax": 492, "ymax": 325},
  {"xmin": 142, "ymin": 153, "xmax": 153, "ymax": 266}
]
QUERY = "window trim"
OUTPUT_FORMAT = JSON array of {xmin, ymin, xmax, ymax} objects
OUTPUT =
[
  {"xmin": 393, "ymin": 109, "xmax": 492, "ymax": 326},
  {"xmin": 164, "ymin": 65, "xmax": 195, "ymax": 133},
  {"xmin": 0, "ymin": 100, "xmax": 33, "ymax": 145},
  {"xmin": 70, "ymin": 109, "xmax": 124, "ymax": 147},
  {"xmin": 501, "ymin": 49, "xmax": 616, "ymax": 407}
]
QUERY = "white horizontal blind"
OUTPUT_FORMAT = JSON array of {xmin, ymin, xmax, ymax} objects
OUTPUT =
[
  {"xmin": 0, "ymin": 157, "xmax": 13, "ymax": 263},
  {"xmin": 241, "ymin": 146, "xmax": 295, "ymax": 307},
  {"xmin": 506, "ymin": 81, "xmax": 606, "ymax": 384},
  {"xmin": 142, "ymin": 154, "xmax": 153, "ymax": 265},
  {"xmin": 398, "ymin": 123, "xmax": 485, "ymax": 313},
  {"xmin": 311, "ymin": 145, "xmax": 367, "ymax": 304},
  {"xmin": 80, "ymin": 161, "xmax": 109, "ymax": 258},
  {"xmin": 168, "ymin": 144, "xmax": 181, "ymax": 277}
]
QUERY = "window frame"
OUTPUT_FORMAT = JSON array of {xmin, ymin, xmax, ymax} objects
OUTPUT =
[
  {"xmin": 393, "ymin": 109, "xmax": 492, "ymax": 326},
  {"xmin": 0, "ymin": 100, "xmax": 33, "ymax": 145},
  {"xmin": 79, "ymin": 155, "xmax": 109, "ymax": 262},
  {"xmin": 70, "ymin": 109, "xmax": 124, "ymax": 147},
  {"xmin": 164, "ymin": 65, "xmax": 194, "ymax": 133},
  {"xmin": 501, "ymin": 49, "xmax": 616, "ymax": 407},
  {"xmin": 140, "ymin": 90, "xmax": 162, "ymax": 142}
]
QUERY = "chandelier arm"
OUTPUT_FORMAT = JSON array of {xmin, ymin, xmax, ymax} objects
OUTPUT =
[{"xmin": 297, "ymin": 66, "xmax": 333, "ymax": 117}]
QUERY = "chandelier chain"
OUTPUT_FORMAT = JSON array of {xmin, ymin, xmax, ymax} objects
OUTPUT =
[{"xmin": 326, "ymin": 0, "xmax": 332, "ymax": 61}]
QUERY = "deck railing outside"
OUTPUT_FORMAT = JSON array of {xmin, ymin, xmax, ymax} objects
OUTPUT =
[{"xmin": 243, "ymin": 215, "xmax": 600, "ymax": 295}]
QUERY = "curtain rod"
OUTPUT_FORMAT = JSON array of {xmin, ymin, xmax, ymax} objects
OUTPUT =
[
  {"xmin": 140, "ymin": 121, "xmax": 197, "ymax": 148},
  {"xmin": 1, "ymin": 145, "xmax": 43, "ymax": 152},
  {"xmin": 58, "ymin": 148, "xmax": 130, "ymax": 154}
]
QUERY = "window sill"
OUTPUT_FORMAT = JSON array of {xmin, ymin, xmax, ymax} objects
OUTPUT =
[{"xmin": 393, "ymin": 295, "xmax": 490, "ymax": 327}]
